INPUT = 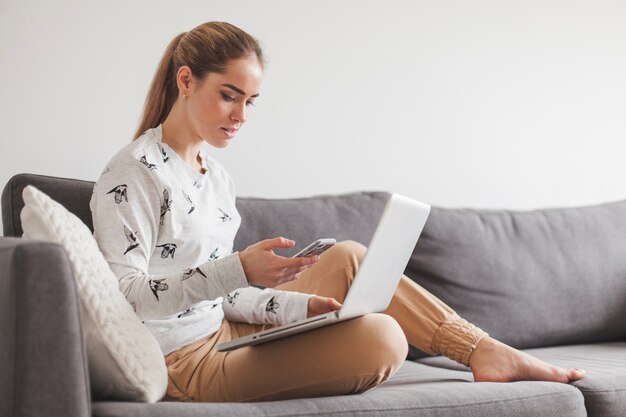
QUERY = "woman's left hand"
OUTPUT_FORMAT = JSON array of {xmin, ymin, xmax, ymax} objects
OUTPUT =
[
  {"xmin": 239, "ymin": 237, "xmax": 320, "ymax": 288},
  {"xmin": 307, "ymin": 296, "xmax": 342, "ymax": 318}
]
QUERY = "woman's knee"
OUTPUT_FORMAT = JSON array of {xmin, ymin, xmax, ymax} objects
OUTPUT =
[
  {"xmin": 324, "ymin": 240, "xmax": 367, "ymax": 265},
  {"xmin": 349, "ymin": 314, "xmax": 408, "ymax": 383}
]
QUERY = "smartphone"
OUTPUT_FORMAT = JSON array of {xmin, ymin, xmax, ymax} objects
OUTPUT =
[{"xmin": 291, "ymin": 238, "xmax": 336, "ymax": 258}]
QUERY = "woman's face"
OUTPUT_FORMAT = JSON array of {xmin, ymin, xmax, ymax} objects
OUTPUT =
[{"xmin": 187, "ymin": 56, "xmax": 263, "ymax": 148}]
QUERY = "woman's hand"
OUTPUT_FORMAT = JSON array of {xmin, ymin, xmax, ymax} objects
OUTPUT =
[
  {"xmin": 307, "ymin": 296, "xmax": 342, "ymax": 318},
  {"xmin": 239, "ymin": 237, "xmax": 320, "ymax": 288}
]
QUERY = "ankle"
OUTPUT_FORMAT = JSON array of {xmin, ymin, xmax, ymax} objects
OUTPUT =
[
  {"xmin": 468, "ymin": 336, "xmax": 497, "ymax": 370},
  {"xmin": 431, "ymin": 315, "xmax": 489, "ymax": 367}
]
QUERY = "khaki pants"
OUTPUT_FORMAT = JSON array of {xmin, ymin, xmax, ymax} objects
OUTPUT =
[{"xmin": 165, "ymin": 241, "xmax": 487, "ymax": 402}]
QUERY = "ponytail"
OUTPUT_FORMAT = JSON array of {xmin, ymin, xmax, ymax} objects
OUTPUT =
[{"xmin": 133, "ymin": 33, "xmax": 185, "ymax": 140}]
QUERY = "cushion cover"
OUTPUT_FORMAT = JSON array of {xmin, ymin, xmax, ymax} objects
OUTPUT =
[
  {"xmin": 405, "ymin": 202, "xmax": 626, "ymax": 350},
  {"xmin": 419, "ymin": 342, "xmax": 626, "ymax": 417},
  {"xmin": 233, "ymin": 192, "xmax": 390, "ymax": 255},
  {"xmin": 20, "ymin": 185, "xmax": 167, "ymax": 402}
]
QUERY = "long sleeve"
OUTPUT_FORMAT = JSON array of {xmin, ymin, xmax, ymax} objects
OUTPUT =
[
  {"xmin": 223, "ymin": 286, "xmax": 313, "ymax": 325},
  {"xmin": 90, "ymin": 156, "xmax": 248, "ymax": 321}
]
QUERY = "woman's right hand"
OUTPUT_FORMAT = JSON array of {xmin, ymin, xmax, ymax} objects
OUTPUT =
[
  {"xmin": 307, "ymin": 295, "xmax": 342, "ymax": 318},
  {"xmin": 239, "ymin": 237, "xmax": 320, "ymax": 288}
]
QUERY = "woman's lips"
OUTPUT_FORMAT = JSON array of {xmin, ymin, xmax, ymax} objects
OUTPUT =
[{"xmin": 220, "ymin": 127, "xmax": 238, "ymax": 138}]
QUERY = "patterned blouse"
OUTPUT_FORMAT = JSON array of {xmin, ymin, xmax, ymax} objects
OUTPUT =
[{"xmin": 90, "ymin": 125, "xmax": 311, "ymax": 354}]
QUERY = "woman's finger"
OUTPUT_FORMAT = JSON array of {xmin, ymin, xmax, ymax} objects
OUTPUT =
[
  {"xmin": 327, "ymin": 298, "xmax": 342, "ymax": 310},
  {"xmin": 279, "ymin": 274, "xmax": 297, "ymax": 284},
  {"xmin": 277, "ymin": 255, "xmax": 319, "ymax": 270},
  {"xmin": 260, "ymin": 237, "xmax": 295, "ymax": 251},
  {"xmin": 280, "ymin": 266, "xmax": 303, "ymax": 278}
]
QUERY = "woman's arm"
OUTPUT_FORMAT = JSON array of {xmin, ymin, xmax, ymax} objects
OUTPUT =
[
  {"xmin": 222, "ymin": 286, "xmax": 342, "ymax": 325},
  {"xmin": 90, "ymin": 157, "xmax": 248, "ymax": 321},
  {"xmin": 222, "ymin": 286, "xmax": 312, "ymax": 325}
]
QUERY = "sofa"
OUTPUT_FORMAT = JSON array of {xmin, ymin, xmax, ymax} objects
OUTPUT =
[{"xmin": 2, "ymin": 173, "xmax": 626, "ymax": 417}]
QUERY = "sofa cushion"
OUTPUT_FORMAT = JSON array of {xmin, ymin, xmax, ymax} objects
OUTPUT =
[
  {"xmin": 418, "ymin": 342, "xmax": 626, "ymax": 417},
  {"xmin": 405, "ymin": 202, "xmax": 626, "ymax": 350},
  {"xmin": 19, "ymin": 185, "xmax": 167, "ymax": 402},
  {"xmin": 92, "ymin": 360, "xmax": 586, "ymax": 417},
  {"xmin": 533, "ymin": 343, "xmax": 626, "ymax": 417},
  {"xmin": 233, "ymin": 191, "xmax": 390, "ymax": 255},
  {"xmin": 2, "ymin": 173, "xmax": 95, "ymax": 237}
]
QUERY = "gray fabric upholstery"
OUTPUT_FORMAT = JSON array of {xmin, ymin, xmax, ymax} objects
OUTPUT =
[
  {"xmin": 418, "ymin": 342, "xmax": 626, "ymax": 417},
  {"xmin": 3, "ymin": 172, "xmax": 626, "ymax": 417},
  {"xmin": 0, "ymin": 238, "xmax": 91, "ymax": 417},
  {"xmin": 92, "ymin": 360, "xmax": 586, "ymax": 417},
  {"xmin": 2, "ymin": 173, "xmax": 95, "ymax": 237},
  {"xmin": 233, "ymin": 192, "xmax": 390, "ymax": 255},
  {"xmin": 405, "ymin": 204, "xmax": 626, "ymax": 350}
]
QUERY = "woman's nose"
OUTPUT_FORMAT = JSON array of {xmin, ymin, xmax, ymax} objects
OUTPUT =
[{"xmin": 231, "ymin": 103, "xmax": 246, "ymax": 124}]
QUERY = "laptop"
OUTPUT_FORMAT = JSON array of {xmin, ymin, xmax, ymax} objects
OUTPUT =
[{"xmin": 216, "ymin": 193, "xmax": 431, "ymax": 352}]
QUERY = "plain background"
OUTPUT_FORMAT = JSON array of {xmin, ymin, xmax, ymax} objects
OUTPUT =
[{"xmin": 1, "ymin": 0, "xmax": 626, "ymax": 236}]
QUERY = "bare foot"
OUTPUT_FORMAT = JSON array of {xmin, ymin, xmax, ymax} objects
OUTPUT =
[{"xmin": 468, "ymin": 337, "xmax": 586, "ymax": 383}]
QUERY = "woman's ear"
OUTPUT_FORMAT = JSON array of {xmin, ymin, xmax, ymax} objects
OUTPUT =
[{"xmin": 176, "ymin": 66, "xmax": 193, "ymax": 97}]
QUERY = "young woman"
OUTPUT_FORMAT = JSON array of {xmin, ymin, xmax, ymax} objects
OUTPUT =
[{"xmin": 90, "ymin": 21, "xmax": 585, "ymax": 403}]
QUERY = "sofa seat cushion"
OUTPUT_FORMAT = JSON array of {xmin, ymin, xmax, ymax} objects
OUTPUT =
[
  {"xmin": 92, "ymin": 360, "xmax": 585, "ymax": 417},
  {"xmin": 418, "ymin": 342, "xmax": 626, "ymax": 417}
]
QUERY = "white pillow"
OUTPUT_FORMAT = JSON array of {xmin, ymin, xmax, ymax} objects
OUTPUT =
[{"xmin": 20, "ymin": 185, "xmax": 167, "ymax": 402}]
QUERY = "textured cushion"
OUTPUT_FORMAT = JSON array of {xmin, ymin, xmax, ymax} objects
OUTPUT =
[
  {"xmin": 92, "ymin": 360, "xmax": 586, "ymax": 417},
  {"xmin": 405, "ymin": 202, "xmax": 626, "ymax": 350},
  {"xmin": 418, "ymin": 342, "xmax": 626, "ymax": 417},
  {"xmin": 19, "ymin": 185, "xmax": 167, "ymax": 402}
]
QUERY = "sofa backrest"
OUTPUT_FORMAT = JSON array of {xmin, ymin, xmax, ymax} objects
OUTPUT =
[
  {"xmin": 232, "ymin": 193, "xmax": 390, "ymax": 255},
  {"xmin": 4, "ymin": 173, "xmax": 626, "ymax": 351},
  {"xmin": 2, "ymin": 174, "xmax": 96, "ymax": 237},
  {"xmin": 407, "ymin": 203, "xmax": 626, "ymax": 351},
  {"xmin": 1, "ymin": 174, "xmax": 389, "ymax": 250}
]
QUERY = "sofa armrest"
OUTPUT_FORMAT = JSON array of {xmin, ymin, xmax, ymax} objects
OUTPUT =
[{"xmin": 0, "ymin": 237, "xmax": 90, "ymax": 417}]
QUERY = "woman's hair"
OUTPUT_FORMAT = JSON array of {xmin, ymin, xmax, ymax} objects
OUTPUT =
[{"xmin": 133, "ymin": 21, "xmax": 264, "ymax": 140}]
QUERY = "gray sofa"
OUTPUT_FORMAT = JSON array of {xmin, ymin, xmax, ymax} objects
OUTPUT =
[{"xmin": 2, "ymin": 173, "xmax": 626, "ymax": 417}]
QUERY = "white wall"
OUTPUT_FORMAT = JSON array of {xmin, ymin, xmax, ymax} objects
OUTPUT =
[{"xmin": 2, "ymin": 0, "xmax": 626, "ymax": 235}]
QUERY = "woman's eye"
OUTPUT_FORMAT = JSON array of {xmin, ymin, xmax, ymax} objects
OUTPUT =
[
  {"xmin": 221, "ymin": 92, "xmax": 235, "ymax": 102},
  {"xmin": 246, "ymin": 100, "xmax": 255, "ymax": 107}
]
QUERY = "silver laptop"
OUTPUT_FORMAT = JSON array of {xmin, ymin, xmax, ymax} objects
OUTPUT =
[{"xmin": 216, "ymin": 193, "xmax": 431, "ymax": 352}]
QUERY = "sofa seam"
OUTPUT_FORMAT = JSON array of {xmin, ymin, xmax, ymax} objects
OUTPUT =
[{"xmin": 576, "ymin": 387, "xmax": 626, "ymax": 394}]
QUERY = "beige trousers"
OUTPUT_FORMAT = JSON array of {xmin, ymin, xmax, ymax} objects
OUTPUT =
[{"xmin": 164, "ymin": 241, "xmax": 488, "ymax": 403}]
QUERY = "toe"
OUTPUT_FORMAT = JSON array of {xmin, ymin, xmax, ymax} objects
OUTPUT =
[
  {"xmin": 567, "ymin": 368, "xmax": 586, "ymax": 381},
  {"xmin": 552, "ymin": 367, "xmax": 572, "ymax": 384}
]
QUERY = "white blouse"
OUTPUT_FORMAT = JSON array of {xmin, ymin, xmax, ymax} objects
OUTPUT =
[{"xmin": 90, "ymin": 125, "xmax": 312, "ymax": 354}]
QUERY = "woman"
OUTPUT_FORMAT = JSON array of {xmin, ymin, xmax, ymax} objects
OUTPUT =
[{"xmin": 90, "ymin": 21, "xmax": 585, "ymax": 403}]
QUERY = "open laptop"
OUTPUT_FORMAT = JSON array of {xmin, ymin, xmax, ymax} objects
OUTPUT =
[{"xmin": 216, "ymin": 193, "xmax": 431, "ymax": 352}]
